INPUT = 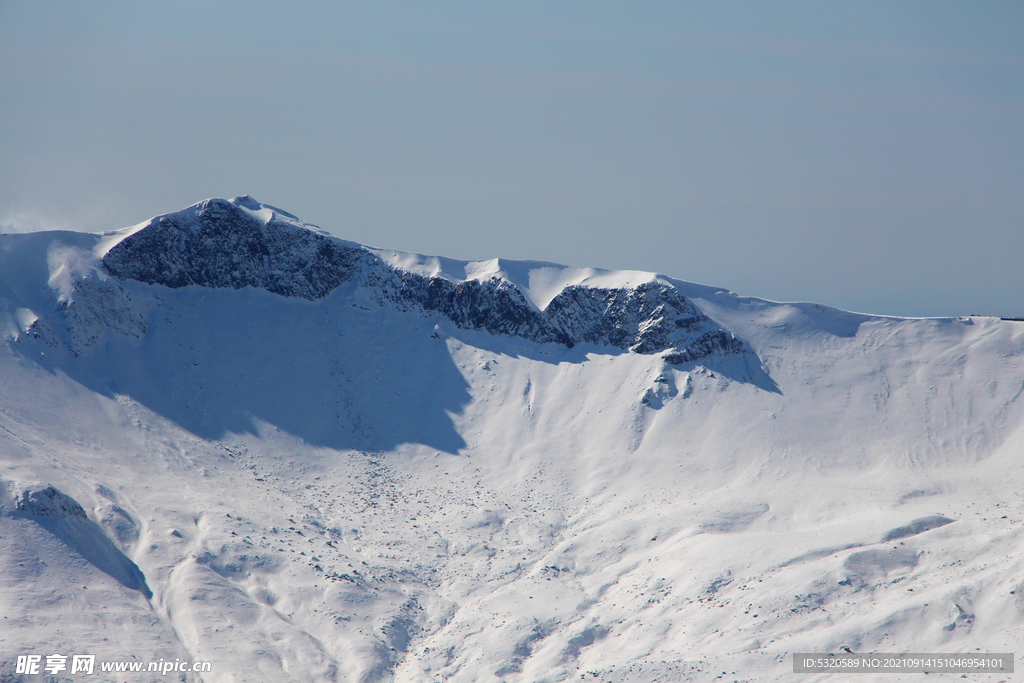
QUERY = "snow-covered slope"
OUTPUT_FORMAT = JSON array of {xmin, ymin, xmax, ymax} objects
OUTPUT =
[{"xmin": 1, "ymin": 197, "xmax": 1022, "ymax": 682}]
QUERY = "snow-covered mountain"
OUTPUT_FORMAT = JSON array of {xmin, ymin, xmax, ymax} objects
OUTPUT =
[{"xmin": 1, "ymin": 196, "xmax": 1022, "ymax": 682}]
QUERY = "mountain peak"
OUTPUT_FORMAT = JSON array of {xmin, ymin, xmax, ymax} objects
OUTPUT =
[{"xmin": 101, "ymin": 197, "xmax": 372, "ymax": 301}]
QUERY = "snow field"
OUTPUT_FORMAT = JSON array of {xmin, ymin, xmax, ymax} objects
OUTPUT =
[{"xmin": 1, "ymin": 203, "xmax": 1022, "ymax": 681}]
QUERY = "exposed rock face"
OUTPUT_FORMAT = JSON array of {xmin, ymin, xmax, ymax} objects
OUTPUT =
[
  {"xmin": 102, "ymin": 197, "xmax": 758, "ymax": 368},
  {"xmin": 663, "ymin": 330, "xmax": 748, "ymax": 366},
  {"xmin": 368, "ymin": 269, "xmax": 562, "ymax": 344},
  {"xmin": 103, "ymin": 198, "xmax": 375, "ymax": 301},
  {"xmin": 545, "ymin": 281, "xmax": 709, "ymax": 353},
  {"xmin": 343, "ymin": 267, "xmax": 747, "ymax": 362}
]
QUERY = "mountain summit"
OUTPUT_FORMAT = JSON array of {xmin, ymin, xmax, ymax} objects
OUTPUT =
[{"xmin": 102, "ymin": 197, "xmax": 369, "ymax": 300}]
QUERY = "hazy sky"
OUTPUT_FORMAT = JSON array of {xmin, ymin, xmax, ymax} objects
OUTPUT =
[{"xmin": 2, "ymin": 1, "xmax": 1021, "ymax": 316}]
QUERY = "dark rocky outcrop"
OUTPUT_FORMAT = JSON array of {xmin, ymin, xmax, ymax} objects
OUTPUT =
[
  {"xmin": 103, "ymin": 198, "xmax": 375, "ymax": 301},
  {"xmin": 368, "ymin": 269, "xmax": 564, "ymax": 344},
  {"xmin": 545, "ymin": 281, "xmax": 707, "ymax": 353},
  {"xmin": 368, "ymin": 268, "xmax": 748, "ymax": 362},
  {"xmin": 662, "ymin": 330, "xmax": 748, "ymax": 366}
]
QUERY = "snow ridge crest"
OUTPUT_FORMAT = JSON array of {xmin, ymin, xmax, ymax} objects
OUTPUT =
[{"xmin": 101, "ymin": 197, "xmax": 754, "ymax": 365}]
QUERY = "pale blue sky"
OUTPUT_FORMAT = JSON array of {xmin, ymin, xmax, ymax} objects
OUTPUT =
[{"xmin": 2, "ymin": 1, "xmax": 1021, "ymax": 316}]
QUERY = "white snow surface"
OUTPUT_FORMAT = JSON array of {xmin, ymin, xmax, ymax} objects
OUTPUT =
[
  {"xmin": 1, "ymin": 199, "xmax": 1023, "ymax": 682},
  {"xmin": 370, "ymin": 249, "xmax": 660, "ymax": 312}
]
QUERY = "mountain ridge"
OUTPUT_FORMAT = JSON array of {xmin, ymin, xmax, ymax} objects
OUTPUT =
[
  {"xmin": 75, "ymin": 196, "xmax": 771, "ymax": 386},
  {"xmin": 1, "ymin": 196, "xmax": 1022, "ymax": 683}
]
